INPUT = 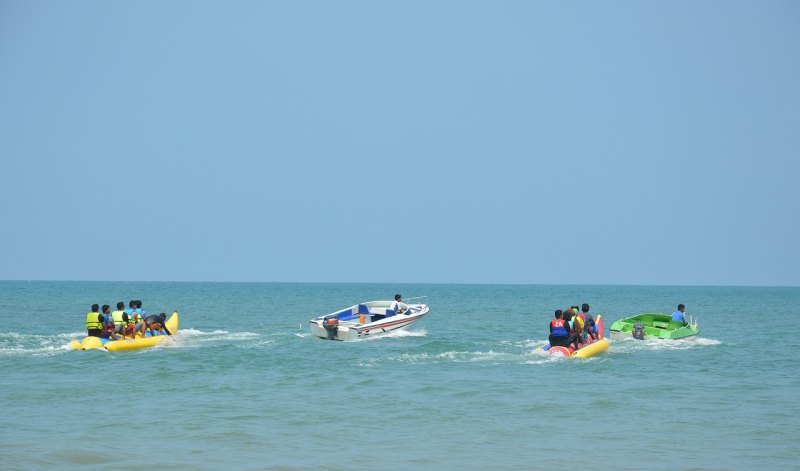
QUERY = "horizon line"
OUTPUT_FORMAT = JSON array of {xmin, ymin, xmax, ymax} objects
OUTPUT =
[{"xmin": 1, "ymin": 279, "xmax": 797, "ymax": 289}]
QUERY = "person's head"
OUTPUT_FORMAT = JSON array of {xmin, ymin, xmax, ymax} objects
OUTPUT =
[
  {"xmin": 678, "ymin": 304, "xmax": 685, "ymax": 312},
  {"xmin": 564, "ymin": 310, "xmax": 573, "ymax": 321},
  {"xmin": 117, "ymin": 302, "xmax": 125, "ymax": 310},
  {"xmin": 159, "ymin": 313, "xmax": 166, "ymax": 321},
  {"xmin": 582, "ymin": 303, "xmax": 590, "ymax": 313},
  {"xmin": 136, "ymin": 300, "xmax": 143, "ymax": 308},
  {"xmin": 571, "ymin": 306, "xmax": 579, "ymax": 313},
  {"xmin": 91, "ymin": 304, "xmax": 99, "ymax": 312},
  {"xmin": 129, "ymin": 300, "xmax": 136, "ymax": 308},
  {"xmin": 554, "ymin": 309, "xmax": 563, "ymax": 319},
  {"xmin": 102, "ymin": 304, "xmax": 110, "ymax": 314},
  {"xmin": 394, "ymin": 294, "xmax": 402, "ymax": 302}
]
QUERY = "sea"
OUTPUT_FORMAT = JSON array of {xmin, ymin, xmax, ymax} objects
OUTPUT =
[{"xmin": 1, "ymin": 281, "xmax": 798, "ymax": 470}]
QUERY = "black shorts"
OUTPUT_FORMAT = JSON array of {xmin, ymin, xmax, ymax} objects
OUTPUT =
[
  {"xmin": 549, "ymin": 335, "xmax": 570, "ymax": 347},
  {"xmin": 87, "ymin": 329, "xmax": 103, "ymax": 337}
]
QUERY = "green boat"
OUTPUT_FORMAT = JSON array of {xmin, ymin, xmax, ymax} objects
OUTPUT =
[{"xmin": 609, "ymin": 313, "xmax": 699, "ymax": 341}]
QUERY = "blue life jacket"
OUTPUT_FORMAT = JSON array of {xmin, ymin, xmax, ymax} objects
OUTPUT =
[{"xmin": 671, "ymin": 311, "xmax": 685, "ymax": 322}]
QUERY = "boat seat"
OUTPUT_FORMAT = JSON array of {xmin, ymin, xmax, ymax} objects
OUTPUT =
[{"xmin": 652, "ymin": 321, "xmax": 670, "ymax": 329}]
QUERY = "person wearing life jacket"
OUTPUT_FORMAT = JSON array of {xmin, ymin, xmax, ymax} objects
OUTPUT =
[
  {"xmin": 571, "ymin": 306, "xmax": 583, "ymax": 322},
  {"xmin": 131, "ymin": 300, "xmax": 149, "ymax": 336},
  {"xmin": 100, "ymin": 304, "xmax": 116, "ymax": 338},
  {"xmin": 122, "ymin": 300, "xmax": 146, "ymax": 338},
  {"xmin": 549, "ymin": 310, "xmax": 570, "ymax": 347},
  {"xmin": 563, "ymin": 309, "xmax": 583, "ymax": 350},
  {"xmin": 581, "ymin": 303, "xmax": 597, "ymax": 341},
  {"xmin": 571, "ymin": 308, "xmax": 585, "ymax": 340},
  {"xmin": 86, "ymin": 304, "xmax": 105, "ymax": 337},
  {"xmin": 113, "ymin": 301, "xmax": 135, "ymax": 340}
]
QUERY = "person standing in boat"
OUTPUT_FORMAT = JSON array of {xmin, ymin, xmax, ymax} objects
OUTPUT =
[
  {"xmin": 672, "ymin": 304, "xmax": 688, "ymax": 326},
  {"xmin": 392, "ymin": 294, "xmax": 408, "ymax": 314},
  {"xmin": 548, "ymin": 310, "xmax": 571, "ymax": 347}
]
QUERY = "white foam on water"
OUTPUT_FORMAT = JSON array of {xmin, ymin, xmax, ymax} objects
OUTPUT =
[
  {"xmin": 177, "ymin": 328, "xmax": 258, "ymax": 340},
  {"xmin": 367, "ymin": 328, "xmax": 428, "ymax": 340},
  {"xmin": 611, "ymin": 336, "xmax": 721, "ymax": 352},
  {"xmin": 392, "ymin": 349, "xmax": 521, "ymax": 364},
  {"xmin": 149, "ymin": 328, "xmax": 262, "ymax": 350},
  {"xmin": 0, "ymin": 331, "xmax": 85, "ymax": 356}
]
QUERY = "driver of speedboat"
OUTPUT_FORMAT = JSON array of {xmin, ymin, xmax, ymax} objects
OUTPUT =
[{"xmin": 392, "ymin": 294, "xmax": 409, "ymax": 314}]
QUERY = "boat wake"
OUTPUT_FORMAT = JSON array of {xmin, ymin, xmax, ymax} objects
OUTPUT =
[
  {"xmin": 611, "ymin": 336, "xmax": 721, "ymax": 352},
  {"xmin": 0, "ymin": 332, "xmax": 84, "ymax": 356},
  {"xmin": 390, "ymin": 348, "xmax": 544, "ymax": 365},
  {"xmin": 361, "ymin": 328, "xmax": 428, "ymax": 341},
  {"xmin": 168, "ymin": 328, "xmax": 262, "ymax": 348}
]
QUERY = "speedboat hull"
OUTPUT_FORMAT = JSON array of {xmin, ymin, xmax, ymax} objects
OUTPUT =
[
  {"xmin": 69, "ymin": 312, "xmax": 179, "ymax": 351},
  {"xmin": 310, "ymin": 301, "xmax": 429, "ymax": 341},
  {"xmin": 609, "ymin": 313, "xmax": 698, "ymax": 341}
]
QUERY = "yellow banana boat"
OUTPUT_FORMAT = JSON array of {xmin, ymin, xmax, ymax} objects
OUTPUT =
[
  {"xmin": 542, "ymin": 314, "xmax": 609, "ymax": 358},
  {"xmin": 70, "ymin": 312, "xmax": 179, "ymax": 351}
]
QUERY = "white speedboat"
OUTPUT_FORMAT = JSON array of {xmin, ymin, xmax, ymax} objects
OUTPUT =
[{"xmin": 309, "ymin": 300, "xmax": 430, "ymax": 341}]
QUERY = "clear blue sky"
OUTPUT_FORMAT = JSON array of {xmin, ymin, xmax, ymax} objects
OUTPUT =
[{"xmin": 1, "ymin": 1, "xmax": 798, "ymax": 286}]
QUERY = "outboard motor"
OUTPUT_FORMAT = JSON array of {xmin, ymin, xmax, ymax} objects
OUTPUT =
[
  {"xmin": 322, "ymin": 316, "xmax": 339, "ymax": 340},
  {"xmin": 632, "ymin": 321, "xmax": 645, "ymax": 340}
]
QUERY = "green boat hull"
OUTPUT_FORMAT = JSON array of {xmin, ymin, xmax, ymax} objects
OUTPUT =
[{"xmin": 609, "ymin": 313, "xmax": 699, "ymax": 340}]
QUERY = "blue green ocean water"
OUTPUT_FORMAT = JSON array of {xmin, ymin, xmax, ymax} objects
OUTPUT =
[{"xmin": 1, "ymin": 281, "xmax": 798, "ymax": 470}]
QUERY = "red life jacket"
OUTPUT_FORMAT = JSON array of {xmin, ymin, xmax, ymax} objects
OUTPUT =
[{"xmin": 550, "ymin": 318, "xmax": 568, "ymax": 336}]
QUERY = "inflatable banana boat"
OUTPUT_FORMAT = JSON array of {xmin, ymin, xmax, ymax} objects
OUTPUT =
[
  {"xmin": 542, "ymin": 314, "xmax": 609, "ymax": 358},
  {"xmin": 70, "ymin": 312, "xmax": 179, "ymax": 351}
]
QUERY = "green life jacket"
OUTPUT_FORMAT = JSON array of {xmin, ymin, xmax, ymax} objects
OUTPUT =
[
  {"xmin": 111, "ymin": 310, "xmax": 127, "ymax": 327},
  {"xmin": 127, "ymin": 312, "xmax": 142, "ymax": 325},
  {"xmin": 85, "ymin": 312, "xmax": 103, "ymax": 330}
]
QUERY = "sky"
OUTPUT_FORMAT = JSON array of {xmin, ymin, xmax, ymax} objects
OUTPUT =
[{"xmin": 0, "ymin": 1, "xmax": 798, "ymax": 286}]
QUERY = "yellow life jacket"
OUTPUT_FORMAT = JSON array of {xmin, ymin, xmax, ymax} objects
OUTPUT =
[
  {"xmin": 85, "ymin": 312, "xmax": 104, "ymax": 330},
  {"xmin": 111, "ymin": 310, "xmax": 127, "ymax": 327},
  {"xmin": 573, "ymin": 315, "xmax": 585, "ymax": 332}
]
